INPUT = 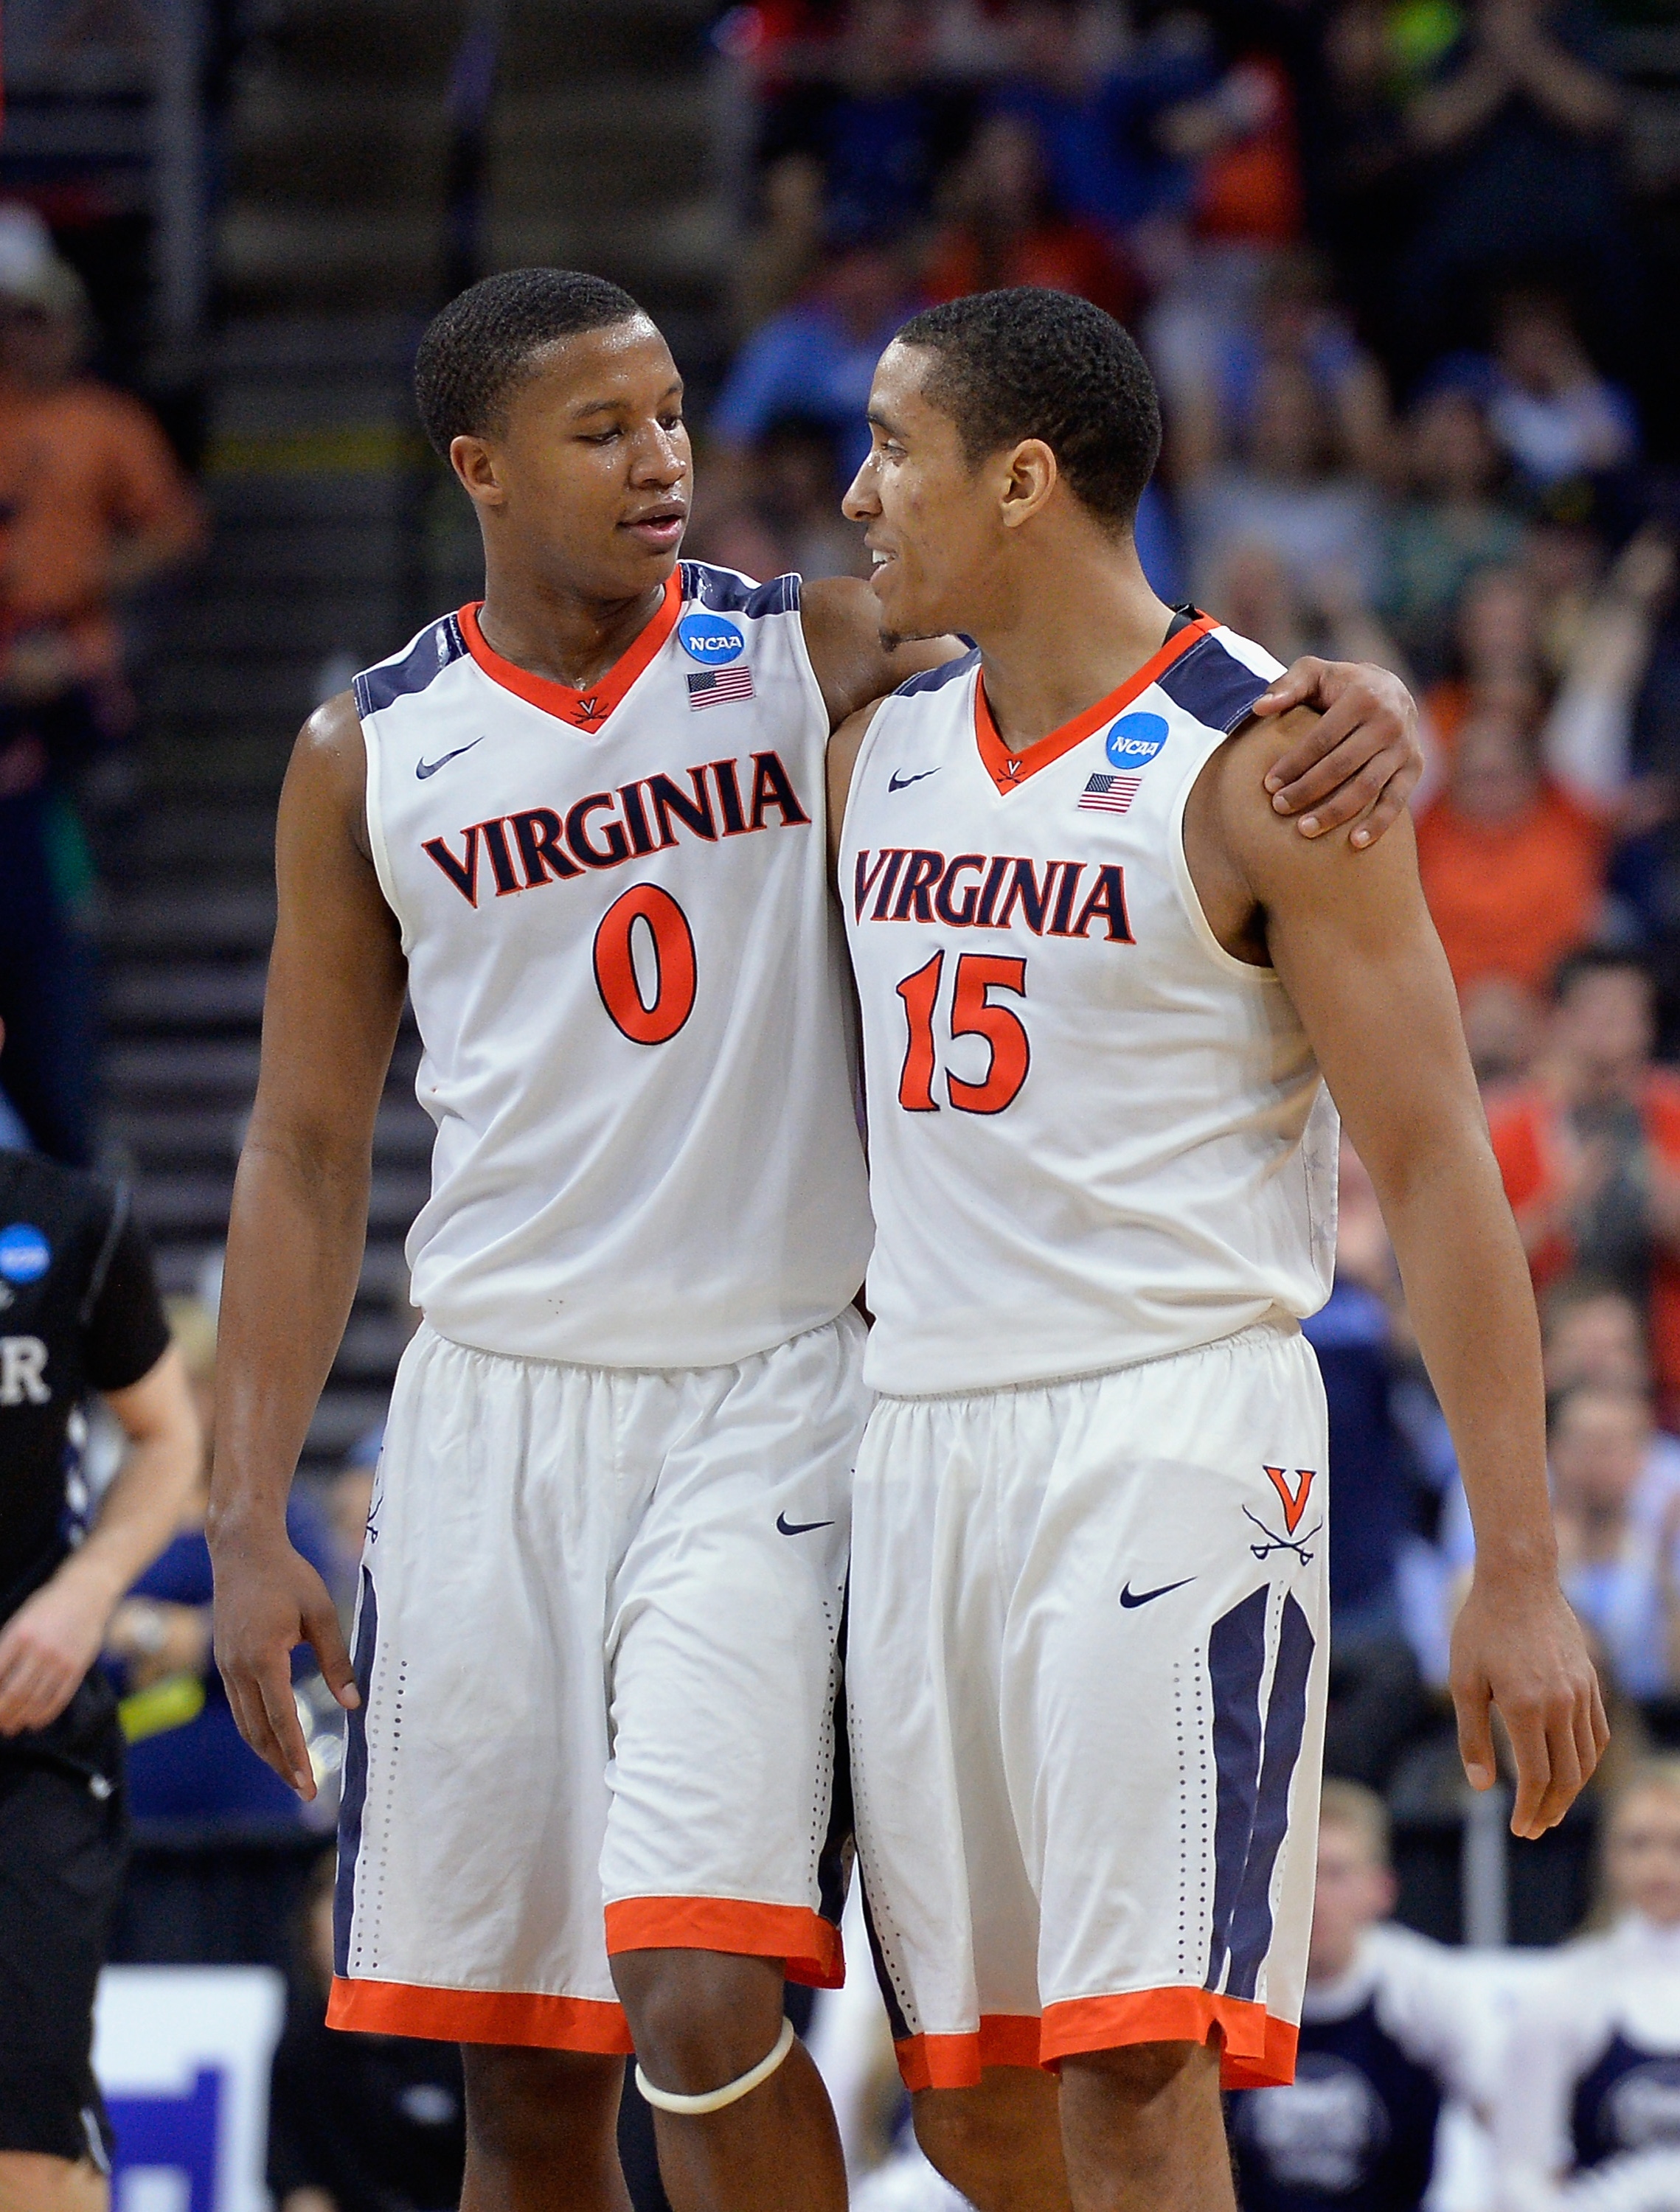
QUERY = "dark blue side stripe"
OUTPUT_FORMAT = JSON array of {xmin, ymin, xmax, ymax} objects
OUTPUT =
[
  {"xmin": 895, "ymin": 646, "xmax": 980, "ymax": 698},
  {"xmin": 1204, "ymin": 1586, "xmax": 1268, "ymax": 1995},
  {"xmin": 354, "ymin": 613, "xmax": 468, "ymax": 717},
  {"xmin": 333, "ymin": 1564, "xmax": 378, "ymax": 1977},
  {"xmin": 1225, "ymin": 1592, "xmax": 1316, "ymax": 2000},
  {"xmin": 858, "ymin": 1870, "xmax": 913, "ymax": 2042},
  {"xmin": 1156, "ymin": 633, "xmax": 1270, "ymax": 735},
  {"xmin": 680, "ymin": 561, "xmax": 801, "ymax": 618}
]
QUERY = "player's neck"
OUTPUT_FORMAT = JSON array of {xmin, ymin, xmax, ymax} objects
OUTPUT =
[
  {"xmin": 475, "ymin": 554, "xmax": 670, "ymax": 693},
  {"xmin": 971, "ymin": 535, "xmax": 1172, "ymax": 749}
]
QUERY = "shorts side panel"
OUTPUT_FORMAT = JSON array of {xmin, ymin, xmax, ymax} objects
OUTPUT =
[
  {"xmin": 334, "ymin": 1326, "xmax": 627, "ymax": 2034},
  {"xmin": 600, "ymin": 1312, "xmax": 868, "ymax": 1989},
  {"xmin": 850, "ymin": 1328, "xmax": 1328, "ymax": 2091},
  {"xmin": 847, "ymin": 1394, "xmax": 1042, "ymax": 2052},
  {"xmin": 0, "ymin": 1738, "xmax": 125, "ymax": 2160}
]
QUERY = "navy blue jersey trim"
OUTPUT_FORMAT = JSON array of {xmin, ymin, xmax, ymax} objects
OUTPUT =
[
  {"xmin": 680, "ymin": 562, "xmax": 801, "ymax": 619},
  {"xmin": 354, "ymin": 613, "xmax": 468, "ymax": 717},
  {"xmin": 1155, "ymin": 632, "xmax": 1269, "ymax": 735},
  {"xmin": 894, "ymin": 645, "xmax": 980, "ymax": 698}
]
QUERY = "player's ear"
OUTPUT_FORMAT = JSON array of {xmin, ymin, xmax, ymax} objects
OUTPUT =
[
  {"xmin": 450, "ymin": 434, "xmax": 506, "ymax": 508},
  {"xmin": 998, "ymin": 438, "xmax": 1057, "ymax": 532}
]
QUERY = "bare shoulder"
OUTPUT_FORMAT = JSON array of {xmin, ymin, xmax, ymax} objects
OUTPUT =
[
  {"xmin": 1209, "ymin": 705, "xmax": 1419, "ymax": 900},
  {"xmin": 280, "ymin": 689, "xmax": 371, "ymax": 862}
]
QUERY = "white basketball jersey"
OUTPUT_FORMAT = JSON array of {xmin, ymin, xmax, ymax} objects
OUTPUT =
[
  {"xmin": 358, "ymin": 562, "xmax": 872, "ymax": 1369},
  {"xmin": 840, "ymin": 613, "xmax": 1338, "ymax": 1397}
]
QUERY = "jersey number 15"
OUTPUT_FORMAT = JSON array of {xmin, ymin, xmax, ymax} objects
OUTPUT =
[{"xmin": 897, "ymin": 951, "xmax": 1029, "ymax": 1116}]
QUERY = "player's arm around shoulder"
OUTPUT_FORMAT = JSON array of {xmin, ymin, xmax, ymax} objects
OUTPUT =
[
  {"xmin": 208, "ymin": 691, "xmax": 406, "ymax": 1803},
  {"xmin": 800, "ymin": 574, "xmax": 965, "ymax": 730},
  {"xmin": 826, "ymin": 697, "xmax": 887, "ymax": 880},
  {"xmin": 1189, "ymin": 704, "xmax": 1608, "ymax": 1843}
]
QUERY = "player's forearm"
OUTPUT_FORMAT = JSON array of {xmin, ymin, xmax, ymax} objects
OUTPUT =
[
  {"xmin": 208, "ymin": 1129, "xmax": 370, "ymax": 1545},
  {"xmin": 1378, "ymin": 1145, "xmax": 1556, "ymax": 1584}
]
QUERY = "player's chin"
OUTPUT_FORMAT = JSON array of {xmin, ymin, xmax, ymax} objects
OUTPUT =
[{"xmin": 869, "ymin": 559, "xmax": 938, "ymax": 638}]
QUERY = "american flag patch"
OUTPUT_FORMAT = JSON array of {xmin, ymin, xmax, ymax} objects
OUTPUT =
[
  {"xmin": 1079, "ymin": 772, "xmax": 1142, "ymax": 813},
  {"xmin": 688, "ymin": 667, "xmax": 754, "ymax": 710}
]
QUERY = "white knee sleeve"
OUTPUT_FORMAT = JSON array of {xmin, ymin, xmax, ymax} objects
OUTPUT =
[{"xmin": 635, "ymin": 2013, "xmax": 797, "ymax": 2118}]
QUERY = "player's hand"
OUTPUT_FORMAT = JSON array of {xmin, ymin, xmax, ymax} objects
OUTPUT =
[
  {"xmin": 1449, "ymin": 1570, "xmax": 1608, "ymax": 1839},
  {"xmin": 0, "ymin": 1570, "xmax": 110, "ymax": 1733},
  {"xmin": 211, "ymin": 1531, "xmax": 358, "ymax": 1798},
  {"xmin": 1251, "ymin": 658, "xmax": 1420, "ymax": 847}
]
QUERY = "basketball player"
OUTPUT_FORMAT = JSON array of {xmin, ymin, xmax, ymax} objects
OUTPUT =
[
  {"xmin": 206, "ymin": 270, "xmax": 1420, "ymax": 2212},
  {"xmin": 830, "ymin": 288, "xmax": 1606, "ymax": 2212}
]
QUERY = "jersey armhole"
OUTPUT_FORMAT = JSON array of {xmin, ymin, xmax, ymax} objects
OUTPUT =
[
  {"xmin": 357, "ymin": 707, "xmax": 413, "ymax": 956},
  {"xmin": 1165, "ymin": 737, "xmax": 1283, "ymax": 985},
  {"xmin": 833, "ymin": 697, "xmax": 895, "ymax": 909}
]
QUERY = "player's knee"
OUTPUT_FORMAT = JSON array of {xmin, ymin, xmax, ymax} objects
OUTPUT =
[
  {"xmin": 611, "ymin": 1947, "xmax": 787, "ymax": 2096},
  {"xmin": 461, "ymin": 2045, "xmax": 622, "ymax": 2161},
  {"xmin": 1062, "ymin": 2036, "xmax": 1218, "ymax": 2113},
  {"xmin": 913, "ymin": 2069, "xmax": 1058, "ymax": 2194}
]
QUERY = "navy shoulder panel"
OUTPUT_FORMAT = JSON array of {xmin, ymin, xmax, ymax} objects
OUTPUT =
[
  {"xmin": 355, "ymin": 613, "xmax": 468, "ymax": 717},
  {"xmin": 1154, "ymin": 632, "xmax": 1270, "ymax": 735},
  {"xmin": 894, "ymin": 646, "xmax": 980, "ymax": 698},
  {"xmin": 680, "ymin": 562, "xmax": 801, "ymax": 619}
]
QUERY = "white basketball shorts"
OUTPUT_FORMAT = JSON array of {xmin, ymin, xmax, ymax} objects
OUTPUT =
[
  {"xmin": 327, "ymin": 1310, "xmax": 867, "ymax": 2051},
  {"xmin": 846, "ymin": 1321, "xmax": 1329, "ymax": 2095}
]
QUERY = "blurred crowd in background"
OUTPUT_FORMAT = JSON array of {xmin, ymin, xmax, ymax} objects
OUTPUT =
[{"xmin": 6, "ymin": 1, "xmax": 1680, "ymax": 2207}]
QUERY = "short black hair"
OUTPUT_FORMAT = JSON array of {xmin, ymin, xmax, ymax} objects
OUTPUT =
[
  {"xmin": 414, "ymin": 267, "xmax": 645, "ymax": 456},
  {"xmin": 893, "ymin": 287, "xmax": 1161, "ymax": 529}
]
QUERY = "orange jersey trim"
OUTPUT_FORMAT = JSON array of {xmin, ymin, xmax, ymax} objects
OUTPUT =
[
  {"xmin": 327, "ymin": 1975, "xmax": 634, "ymax": 2053},
  {"xmin": 895, "ymin": 2014, "xmax": 1045, "ymax": 2091},
  {"xmin": 1040, "ymin": 1987, "xmax": 1298, "ymax": 2088},
  {"xmin": 603, "ymin": 1896, "xmax": 844, "ymax": 1990},
  {"xmin": 459, "ymin": 571, "xmax": 682, "ymax": 732},
  {"xmin": 973, "ymin": 613, "xmax": 1216, "ymax": 795}
]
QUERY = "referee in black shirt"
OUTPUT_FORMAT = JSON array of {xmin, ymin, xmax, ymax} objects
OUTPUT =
[{"xmin": 0, "ymin": 1020, "xmax": 199, "ymax": 2212}]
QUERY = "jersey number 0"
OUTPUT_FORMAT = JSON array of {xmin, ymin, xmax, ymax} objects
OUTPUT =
[{"xmin": 594, "ymin": 884, "xmax": 698, "ymax": 1046}]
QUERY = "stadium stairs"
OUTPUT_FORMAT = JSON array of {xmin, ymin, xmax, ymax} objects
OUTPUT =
[{"xmin": 97, "ymin": 0, "xmax": 725, "ymax": 1475}]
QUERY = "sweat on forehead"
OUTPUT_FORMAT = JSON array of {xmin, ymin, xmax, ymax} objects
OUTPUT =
[{"xmin": 414, "ymin": 267, "xmax": 652, "ymax": 456}]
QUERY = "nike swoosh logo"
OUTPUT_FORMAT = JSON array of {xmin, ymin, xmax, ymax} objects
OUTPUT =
[
  {"xmin": 777, "ymin": 1513, "xmax": 836, "ymax": 1537},
  {"xmin": 1120, "ymin": 1577, "xmax": 1195, "ymax": 1609},
  {"xmin": 416, "ymin": 737, "xmax": 485, "ymax": 779},
  {"xmin": 888, "ymin": 768, "xmax": 940, "ymax": 792}
]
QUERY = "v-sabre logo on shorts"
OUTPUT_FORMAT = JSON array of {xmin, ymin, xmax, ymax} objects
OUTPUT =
[{"xmin": 678, "ymin": 612, "xmax": 746, "ymax": 667}]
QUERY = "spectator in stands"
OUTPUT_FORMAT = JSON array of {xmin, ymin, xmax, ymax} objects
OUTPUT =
[
  {"xmin": 1547, "ymin": 1383, "xmax": 1680, "ymax": 1701},
  {"xmin": 268, "ymin": 1851, "xmax": 466, "ymax": 2212},
  {"xmin": 1420, "ymin": 563, "xmax": 1543, "ymax": 758},
  {"xmin": 1379, "ymin": 386, "xmax": 1523, "ymax": 684},
  {"xmin": 760, "ymin": 0, "xmax": 959, "ymax": 254},
  {"xmin": 1181, "ymin": 355, "xmax": 1384, "ymax": 608},
  {"xmin": 709, "ymin": 234, "xmax": 922, "ymax": 483},
  {"xmin": 732, "ymin": 153, "xmax": 827, "ymax": 340},
  {"xmin": 1415, "ymin": 703, "xmax": 1605, "ymax": 993},
  {"xmin": 1488, "ymin": 951, "xmax": 1680, "ymax": 1420},
  {"xmin": 1226, "ymin": 1782, "xmax": 1488, "ymax": 2212},
  {"xmin": 1399, "ymin": 0, "xmax": 1625, "ymax": 348},
  {"xmin": 1495, "ymin": 1758, "xmax": 1680, "ymax": 2206},
  {"xmin": 104, "ymin": 1296, "xmax": 340, "ymax": 1971},
  {"xmin": 1483, "ymin": 289, "xmax": 1639, "ymax": 493},
  {"xmin": 920, "ymin": 111, "xmax": 1134, "ymax": 320},
  {"xmin": 1462, "ymin": 975, "xmax": 1544, "ymax": 1101},
  {"xmin": 1307, "ymin": 0, "xmax": 1415, "ymax": 349},
  {"xmin": 0, "ymin": 216, "xmax": 204, "ymax": 1166}
]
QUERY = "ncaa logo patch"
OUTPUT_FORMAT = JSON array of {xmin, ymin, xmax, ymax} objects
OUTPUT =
[
  {"xmin": 678, "ymin": 613, "xmax": 746, "ymax": 667},
  {"xmin": 1105, "ymin": 712, "xmax": 1167, "ymax": 771},
  {"xmin": 0, "ymin": 1224, "xmax": 50, "ymax": 1283}
]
